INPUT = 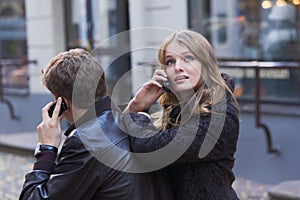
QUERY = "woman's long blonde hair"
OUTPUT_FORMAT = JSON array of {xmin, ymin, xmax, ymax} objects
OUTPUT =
[{"xmin": 153, "ymin": 30, "xmax": 239, "ymax": 129}]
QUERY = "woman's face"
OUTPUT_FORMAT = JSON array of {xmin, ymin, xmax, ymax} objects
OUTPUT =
[{"xmin": 164, "ymin": 41, "xmax": 202, "ymax": 93}]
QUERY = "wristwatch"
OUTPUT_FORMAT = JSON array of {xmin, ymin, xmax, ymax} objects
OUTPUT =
[{"xmin": 34, "ymin": 143, "xmax": 58, "ymax": 156}]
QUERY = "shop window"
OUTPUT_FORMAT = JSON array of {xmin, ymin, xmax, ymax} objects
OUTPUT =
[
  {"xmin": 0, "ymin": 0, "xmax": 28, "ymax": 96},
  {"xmin": 217, "ymin": 13, "xmax": 227, "ymax": 44},
  {"xmin": 188, "ymin": 0, "xmax": 300, "ymax": 104}
]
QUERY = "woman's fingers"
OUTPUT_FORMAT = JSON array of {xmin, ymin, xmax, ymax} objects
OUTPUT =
[{"xmin": 153, "ymin": 69, "xmax": 169, "ymax": 87}]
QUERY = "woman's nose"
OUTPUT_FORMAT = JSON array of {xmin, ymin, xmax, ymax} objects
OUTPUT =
[{"xmin": 174, "ymin": 60, "xmax": 184, "ymax": 72}]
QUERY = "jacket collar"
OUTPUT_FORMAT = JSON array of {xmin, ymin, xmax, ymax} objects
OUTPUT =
[{"xmin": 64, "ymin": 96, "xmax": 116, "ymax": 137}]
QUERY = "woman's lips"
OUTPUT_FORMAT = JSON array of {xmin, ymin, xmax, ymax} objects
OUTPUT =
[{"xmin": 175, "ymin": 76, "xmax": 189, "ymax": 82}]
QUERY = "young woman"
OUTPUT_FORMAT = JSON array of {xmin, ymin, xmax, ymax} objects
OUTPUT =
[{"xmin": 124, "ymin": 30, "xmax": 240, "ymax": 199}]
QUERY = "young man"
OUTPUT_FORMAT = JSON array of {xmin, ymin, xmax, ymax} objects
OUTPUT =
[{"xmin": 19, "ymin": 48, "xmax": 173, "ymax": 200}]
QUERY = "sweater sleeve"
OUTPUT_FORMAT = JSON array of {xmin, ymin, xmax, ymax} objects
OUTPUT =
[
  {"xmin": 33, "ymin": 151, "xmax": 57, "ymax": 172},
  {"xmin": 123, "ymin": 96, "xmax": 239, "ymax": 164}
]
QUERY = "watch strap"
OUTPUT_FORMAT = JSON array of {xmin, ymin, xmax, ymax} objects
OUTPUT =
[
  {"xmin": 34, "ymin": 143, "xmax": 58, "ymax": 156},
  {"xmin": 39, "ymin": 144, "xmax": 58, "ymax": 154}
]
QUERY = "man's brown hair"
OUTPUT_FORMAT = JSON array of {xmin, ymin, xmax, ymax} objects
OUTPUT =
[{"xmin": 42, "ymin": 48, "xmax": 106, "ymax": 108}]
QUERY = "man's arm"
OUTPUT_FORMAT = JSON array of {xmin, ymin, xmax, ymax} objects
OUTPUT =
[
  {"xmin": 19, "ymin": 136, "xmax": 102, "ymax": 200},
  {"xmin": 20, "ymin": 96, "xmax": 114, "ymax": 199}
]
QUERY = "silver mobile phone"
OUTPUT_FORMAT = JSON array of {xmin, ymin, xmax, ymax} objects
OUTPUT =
[{"xmin": 162, "ymin": 80, "xmax": 171, "ymax": 93}]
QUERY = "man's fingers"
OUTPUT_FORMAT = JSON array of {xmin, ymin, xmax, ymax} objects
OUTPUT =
[
  {"xmin": 41, "ymin": 102, "xmax": 55, "ymax": 119},
  {"xmin": 52, "ymin": 97, "xmax": 62, "ymax": 118}
]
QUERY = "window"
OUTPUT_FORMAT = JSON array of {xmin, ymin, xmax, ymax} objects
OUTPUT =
[
  {"xmin": 189, "ymin": 0, "xmax": 300, "ymax": 104},
  {"xmin": 0, "ymin": 0, "xmax": 28, "ymax": 96},
  {"xmin": 64, "ymin": 0, "xmax": 131, "ymax": 103}
]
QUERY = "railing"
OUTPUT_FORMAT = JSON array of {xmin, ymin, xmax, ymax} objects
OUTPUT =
[
  {"xmin": 0, "ymin": 58, "xmax": 37, "ymax": 120},
  {"xmin": 218, "ymin": 61, "xmax": 300, "ymax": 155}
]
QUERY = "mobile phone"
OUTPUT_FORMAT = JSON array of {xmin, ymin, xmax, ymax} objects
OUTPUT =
[
  {"xmin": 162, "ymin": 80, "xmax": 171, "ymax": 93},
  {"xmin": 48, "ymin": 98, "xmax": 68, "ymax": 117}
]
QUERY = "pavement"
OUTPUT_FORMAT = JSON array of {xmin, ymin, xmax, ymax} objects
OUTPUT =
[
  {"xmin": 0, "ymin": 132, "xmax": 36, "ymax": 156},
  {"xmin": 0, "ymin": 132, "xmax": 299, "ymax": 200},
  {"xmin": 0, "ymin": 132, "xmax": 36, "ymax": 200},
  {"xmin": 0, "ymin": 151, "xmax": 34, "ymax": 200}
]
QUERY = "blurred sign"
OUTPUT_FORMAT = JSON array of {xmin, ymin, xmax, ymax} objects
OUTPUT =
[{"xmin": 220, "ymin": 68, "xmax": 290, "ymax": 79}]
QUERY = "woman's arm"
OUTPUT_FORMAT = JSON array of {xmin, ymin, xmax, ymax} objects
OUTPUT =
[
  {"xmin": 123, "ymin": 70, "xmax": 167, "ymax": 113},
  {"xmin": 122, "ymin": 99, "xmax": 239, "ymax": 164}
]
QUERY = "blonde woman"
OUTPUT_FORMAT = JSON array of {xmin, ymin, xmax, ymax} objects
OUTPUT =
[{"xmin": 124, "ymin": 30, "xmax": 240, "ymax": 199}]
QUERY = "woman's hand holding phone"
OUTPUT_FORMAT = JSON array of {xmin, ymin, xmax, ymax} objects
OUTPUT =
[{"xmin": 124, "ymin": 69, "xmax": 170, "ymax": 113}]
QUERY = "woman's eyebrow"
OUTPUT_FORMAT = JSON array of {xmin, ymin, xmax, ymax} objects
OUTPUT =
[
  {"xmin": 181, "ymin": 51, "xmax": 192, "ymax": 55},
  {"xmin": 165, "ymin": 51, "xmax": 191, "ymax": 58}
]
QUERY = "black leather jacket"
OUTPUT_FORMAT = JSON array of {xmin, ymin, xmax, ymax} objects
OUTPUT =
[{"xmin": 19, "ymin": 96, "xmax": 173, "ymax": 200}]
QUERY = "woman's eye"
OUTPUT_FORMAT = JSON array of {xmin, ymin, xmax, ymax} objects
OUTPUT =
[
  {"xmin": 165, "ymin": 59, "xmax": 175, "ymax": 66},
  {"xmin": 184, "ymin": 56, "xmax": 194, "ymax": 62}
]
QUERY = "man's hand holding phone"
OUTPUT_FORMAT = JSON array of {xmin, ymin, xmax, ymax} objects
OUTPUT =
[
  {"xmin": 48, "ymin": 98, "xmax": 68, "ymax": 117},
  {"xmin": 36, "ymin": 97, "xmax": 66, "ymax": 148}
]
